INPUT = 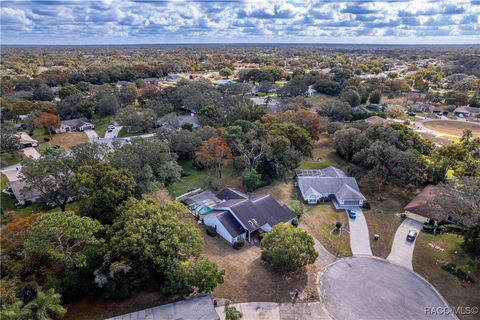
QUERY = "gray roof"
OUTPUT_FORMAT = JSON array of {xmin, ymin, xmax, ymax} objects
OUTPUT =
[
  {"xmin": 216, "ymin": 187, "xmax": 248, "ymax": 201},
  {"xmin": 214, "ymin": 210, "xmax": 245, "ymax": 237},
  {"xmin": 105, "ymin": 295, "xmax": 219, "ymax": 320},
  {"xmin": 296, "ymin": 166, "xmax": 366, "ymax": 203},
  {"xmin": 61, "ymin": 117, "xmax": 93, "ymax": 128},
  {"xmin": 214, "ymin": 191, "xmax": 296, "ymax": 232},
  {"xmin": 9, "ymin": 179, "xmax": 42, "ymax": 202}
]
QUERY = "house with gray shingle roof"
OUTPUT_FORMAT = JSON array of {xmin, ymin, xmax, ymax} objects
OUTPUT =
[
  {"xmin": 202, "ymin": 187, "xmax": 297, "ymax": 244},
  {"xmin": 296, "ymin": 166, "xmax": 366, "ymax": 207}
]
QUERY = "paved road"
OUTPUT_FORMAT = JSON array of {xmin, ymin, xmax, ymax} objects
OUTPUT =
[
  {"xmin": 346, "ymin": 208, "xmax": 373, "ymax": 256},
  {"xmin": 84, "ymin": 129, "xmax": 99, "ymax": 141},
  {"xmin": 322, "ymin": 257, "xmax": 454, "ymax": 320},
  {"xmin": 22, "ymin": 147, "xmax": 41, "ymax": 159},
  {"xmin": 387, "ymin": 219, "xmax": 423, "ymax": 270}
]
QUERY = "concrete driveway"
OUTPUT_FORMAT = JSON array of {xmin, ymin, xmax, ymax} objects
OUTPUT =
[
  {"xmin": 216, "ymin": 302, "xmax": 331, "ymax": 320},
  {"xmin": 322, "ymin": 257, "xmax": 454, "ymax": 320},
  {"xmin": 387, "ymin": 219, "xmax": 423, "ymax": 270},
  {"xmin": 84, "ymin": 129, "xmax": 99, "ymax": 141},
  {"xmin": 346, "ymin": 208, "xmax": 373, "ymax": 256},
  {"xmin": 23, "ymin": 147, "xmax": 41, "ymax": 159},
  {"xmin": 104, "ymin": 126, "xmax": 122, "ymax": 139}
]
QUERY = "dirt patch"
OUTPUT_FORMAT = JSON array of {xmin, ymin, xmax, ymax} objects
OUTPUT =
[
  {"xmin": 422, "ymin": 120, "xmax": 480, "ymax": 137},
  {"xmin": 202, "ymin": 229, "xmax": 319, "ymax": 303},
  {"xmin": 65, "ymin": 291, "xmax": 177, "ymax": 320},
  {"xmin": 41, "ymin": 132, "xmax": 89, "ymax": 150}
]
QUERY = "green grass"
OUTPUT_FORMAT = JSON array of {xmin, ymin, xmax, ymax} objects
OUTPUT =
[
  {"xmin": 31, "ymin": 128, "xmax": 49, "ymax": 141},
  {"xmin": 300, "ymin": 204, "xmax": 351, "ymax": 257},
  {"xmin": 0, "ymin": 152, "xmax": 22, "ymax": 168},
  {"xmin": 91, "ymin": 116, "xmax": 112, "ymax": 137},
  {"xmin": 413, "ymin": 233, "xmax": 480, "ymax": 320},
  {"xmin": 299, "ymin": 139, "xmax": 348, "ymax": 171},
  {"xmin": 166, "ymin": 159, "xmax": 241, "ymax": 197}
]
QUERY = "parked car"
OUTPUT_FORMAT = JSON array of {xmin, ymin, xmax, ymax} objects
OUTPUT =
[
  {"xmin": 107, "ymin": 124, "xmax": 115, "ymax": 130},
  {"xmin": 406, "ymin": 230, "xmax": 417, "ymax": 242},
  {"xmin": 347, "ymin": 209, "xmax": 356, "ymax": 219}
]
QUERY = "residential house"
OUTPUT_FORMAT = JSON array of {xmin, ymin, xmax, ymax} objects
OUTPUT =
[
  {"xmin": 165, "ymin": 73, "xmax": 182, "ymax": 83},
  {"xmin": 202, "ymin": 187, "xmax": 297, "ymax": 244},
  {"xmin": 454, "ymin": 106, "xmax": 480, "ymax": 117},
  {"xmin": 55, "ymin": 118, "xmax": 95, "ymax": 133},
  {"xmin": 410, "ymin": 103, "xmax": 435, "ymax": 114},
  {"xmin": 156, "ymin": 112, "xmax": 200, "ymax": 130},
  {"xmin": 143, "ymin": 78, "xmax": 159, "ymax": 86},
  {"xmin": 296, "ymin": 166, "xmax": 366, "ymax": 207},
  {"xmin": 16, "ymin": 132, "xmax": 38, "ymax": 148},
  {"xmin": 214, "ymin": 79, "xmax": 234, "ymax": 87},
  {"xmin": 403, "ymin": 185, "xmax": 456, "ymax": 225},
  {"xmin": 106, "ymin": 295, "xmax": 219, "ymax": 320},
  {"xmin": 6, "ymin": 179, "xmax": 42, "ymax": 205},
  {"xmin": 366, "ymin": 104, "xmax": 384, "ymax": 112},
  {"xmin": 352, "ymin": 106, "xmax": 370, "ymax": 115},
  {"xmin": 116, "ymin": 80, "xmax": 131, "ymax": 88},
  {"xmin": 364, "ymin": 116, "xmax": 388, "ymax": 125}
]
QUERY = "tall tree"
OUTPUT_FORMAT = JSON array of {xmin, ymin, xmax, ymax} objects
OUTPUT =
[
  {"xmin": 70, "ymin": 164, "xmax": 136, "ymax": 224},
  {"xmin": 0, "ymin": 124, "xmax": 20, "ymax": 153},
  {"xmin": 21, "ymin": 150, "xmax": 76, "ymax": 211},
  {"xmin": 195, "ymin": 137, "xmax": 232, "ymax": 178},
  {"xmin": 25, "ymin": 211, "xmax": 103, "ymax": 269},
  {"xmin": 260, "ymin": 224, "xmax": 318, "ymax": 272},
  {"xmin": 35, "ymin": 112, "xmax": 60, "ymax": 138}
]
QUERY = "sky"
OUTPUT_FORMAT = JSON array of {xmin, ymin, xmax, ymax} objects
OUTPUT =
[{"xmin": 1, "ymin": 0, "xmax": 479, "ymax": 45}]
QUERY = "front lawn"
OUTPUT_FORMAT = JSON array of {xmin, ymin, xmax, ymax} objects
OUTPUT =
[
  {"xmin": 413, "ymin": 233, "xmax": 480, "ymax": 320},
  {"xmin": 359, "ymin": 178, "xmax": 414, "ymax": 258},
  {"xmin": 0, "ymin": 152, "xmax": 21, "ymax": 168},
  {"xmin": 166, "ymin": 159, "xmax": 241, "ymax": 197},
  {"xmin": 37, "ymin": 132, "xmax": 88, "ymax": 153},
  {"xmin": 300, "ymin": 204, "xmax": 351, "ymax": 257},
  {"xmin": 91, "ymin": 116, "xmax": 112, "ymax": 137},
  {"xmin": 201, "ymin": 226, "xmax": 319, "ymax": 303}
]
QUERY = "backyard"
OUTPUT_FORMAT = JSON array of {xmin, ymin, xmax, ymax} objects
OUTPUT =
[
  {"xmin": 413, "ymin": 233, "xmax": 480, "ymax": 320},
  {"xmin": 166, "ymin": 159, "xmax": 241, "ymax": 197}
]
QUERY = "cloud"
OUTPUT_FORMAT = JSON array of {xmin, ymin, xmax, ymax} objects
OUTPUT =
[{"xmin": 0, "ymin": 0, "xmax": 478, "ymax": 44}]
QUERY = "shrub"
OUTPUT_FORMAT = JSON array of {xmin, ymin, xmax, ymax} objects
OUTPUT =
[
  {"xmin": 362, "ymin": 202, "xmax": 371, "ymax": 210},
  {"xmin": 43, "ymin": 137, "xmax": 51, "ymax": 142},
  {"xmin": 400, "ymin": 213, "xmax": 407, "ymax": 219},
  {"xmin": 233, "ymin": 238, "xmax": 245, "ymax": 250},
  {"xmin": 441, "ymin": 263, "xmax": 475, "ymax": 283},
  {"xmin": 241, "ymin": 170, "xmax": 262, "ymax": 192},
  {"xmin": 288, "ymin": 200, "xmax": 304, "ymax": 218},
  {"xmin": 422, "ymin": 224, "xmax": 436, "ymax": 233},
  {"xmin": 335, "ymin": 221, "xmax": 342, "ymax": 229},
  {"xmin": 261, "ymin": 224, "xmax": 318, "ymax": 272},
  {"xmin": 225, "ymin": 300, "xmax": 242, "ymax": 320},
  {"xmin": 291, "ymin": 218, "xmax": 299, "ymax": 227},
  {"xmin": 206, "ymin": 226, "xmax": 217, "ymax": 237}
]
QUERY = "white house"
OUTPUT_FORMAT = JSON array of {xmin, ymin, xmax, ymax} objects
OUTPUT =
[
  {"xmin": 296, "ymin": 166, "xmax": 366, "ymax": 207},
  {"xmin": 55, "ymin": 118, "xmax": 95, "ymax": 133}
]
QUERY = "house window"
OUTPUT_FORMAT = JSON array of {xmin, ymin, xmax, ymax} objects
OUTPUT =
[{"xmin": 308, "ymin": 195, "xmax": 317, "ymax": 204}]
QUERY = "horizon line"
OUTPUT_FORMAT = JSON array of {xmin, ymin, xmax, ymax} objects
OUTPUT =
[{"xmin": 2, "ymin": 42, "xmax": 480, "ymax": 47}]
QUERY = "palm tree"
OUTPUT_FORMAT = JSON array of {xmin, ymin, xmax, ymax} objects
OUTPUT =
[
  {"xmin": 0, "ymin": 301, "xmax": 30, "ymax": 320},
  {"xmin": 25, "ymin": 289, "xmax": 67, "ymax": 320}
]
